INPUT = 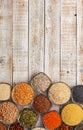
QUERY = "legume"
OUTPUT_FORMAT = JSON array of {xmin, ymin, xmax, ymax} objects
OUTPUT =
[
  {"xmin": 0, "ymin": 101, "xmax": 19, "ymax": 124},
  {"xmin": 43, "ymin": 110, "xmax": 62, "ymax": 129},
  {"xmin": 58, "ymin": 124, "xmax": 73, "ymax": 130},
  {"xmin": 12, "ymin": 83, "xmax": 34, "ymax": 105},
  {"xmin": 19, "ymin": 108, "xmax": 38, "ymax": 128},
  {"xmin": 9, "ymin": 122, "xmax": 24, "ymax": 130}
]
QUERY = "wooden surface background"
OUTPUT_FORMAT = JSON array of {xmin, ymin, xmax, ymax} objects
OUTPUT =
[{"xmin": 0, "ymin": 0, "xmax": 83, "ymax": 128}]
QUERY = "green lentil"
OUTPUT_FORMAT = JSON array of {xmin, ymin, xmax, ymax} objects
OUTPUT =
[{"xmin": 19, "ymin": 108, "xmax": 38, "ymax": 128}]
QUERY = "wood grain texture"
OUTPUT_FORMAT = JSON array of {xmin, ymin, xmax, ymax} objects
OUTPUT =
[
  {"xmin": 29, "ymin": 0, "xmax": 44, "ymax": 126},
  {"xmin": 29, "ymin": 0, "xmax": 44, "ymax": 80},
  {"xmin": 0, "ymin": 0, "xmax": 13, "ymax": 84},
  {"xmin": 77, "ymin": 0, "xmax": 83, "ymax": 85},
  {"xmin": 45, "ymin": 0, "xmax": 61, "ymax": 82},
  {"xmin": 61, "ymin": 0, "xmax": 77, "ymax": 86},
  {"xmin": 45, "ymin": 0, "xmax": 61, "ymax": 113},
  {"xmin": 13, "ymin": 0, "xmax": 28, "ymax": 83},
  {"xmin": 1, "ymin": 0, "xmax": 83, "ymax": 128}
]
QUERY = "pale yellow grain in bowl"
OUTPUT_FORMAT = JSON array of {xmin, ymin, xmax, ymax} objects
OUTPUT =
[
  {"xmin": 48, "ymin": 82, "xmax": 71, "ymax": 105},
  {"xmin": 0, "ymin": 83, "xmax": 11, "ymax": 101}
]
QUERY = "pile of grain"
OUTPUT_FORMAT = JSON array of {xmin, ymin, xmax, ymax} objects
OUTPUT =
[
  {"xmin": 72, "ymin": 85, "xmax": 83, "ymax": 103},
  {"xmin": 31, "ymin": 72, "xmax": 52, "ymax": 93},
  {"xmin": 33, "ymin": 94, "xmax": 51, "ymax": 114},
  {"xmin": 0, "ymin": 83, "xmax": 10, "ymax": 101},
  {"xmin": 19, "ymin": 108, "xmax": 38, "ymax": 128},
  {"xmin": 0, "ymin": 72, "xmax": 83, "ymax": 129},
  {"xmin": 0, "ymin": 102, "xmax": 18, "ymax": 124},
  {"xmin": 9, "ymin": 122, "xmax": 24, "ymax": 130},
  {"xmin": 12, "ymin": 83, "xmax": 34, "ymax": 105},
  {"xmin": 61, "ymin": 103, "xmax": 83, "ymax": 126},
  {"xmin": 48, "ymin": 82, "xmax": 71, "ymax": 105}
]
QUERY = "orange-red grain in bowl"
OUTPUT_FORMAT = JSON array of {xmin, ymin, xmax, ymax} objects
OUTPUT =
[
  {"xmin": 43, "ymin": 110, "xmax": 62, "ymax": 130},
  {"xmin": 12, "ymin": 83, "xmax": 34, "ymax": 105}
]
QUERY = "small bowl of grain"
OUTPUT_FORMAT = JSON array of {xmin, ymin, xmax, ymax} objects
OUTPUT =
[{"xmin": 12, "ymin": 82, "xmax": 35, "ymax": 106}]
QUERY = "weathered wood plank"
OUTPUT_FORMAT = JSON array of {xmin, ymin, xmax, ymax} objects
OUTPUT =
[
  {"xmin": 45, "ymin": 0, "xmax": 61, "ymax": 82},
  {"xmin": 77, "ymin": 0, "xmax": 83, "ymax": 85},
  {"xmin": 29, "ymin": 0, "xmax": 44, "ymax": 126},
  {"xmin": 0, "ymin": 0, "xmax": 13, "ymax": 84},
  {"xmin": 29, "ymin": 0, "xmax": 44, "ymax": 80},
  {"xmin": 61, "ymin": 0, "xmax": 77, "ymax": 86},
  {"xmin": 13, "ymin": 0, "xmax": 28, "ymax": 83}
]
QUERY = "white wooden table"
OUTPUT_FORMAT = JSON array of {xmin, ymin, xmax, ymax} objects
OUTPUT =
[{"xmin": 0, "ymin": 0, "xmax": 83, "ymax": 128}]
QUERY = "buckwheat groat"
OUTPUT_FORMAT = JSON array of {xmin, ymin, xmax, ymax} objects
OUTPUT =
[{"xmin": 31, "ymin": 72, "xmax": 52, "ymax": 93}]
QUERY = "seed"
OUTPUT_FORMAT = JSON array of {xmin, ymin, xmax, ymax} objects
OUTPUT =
[
  {"xmin": 48, "ymin": 82, "xmax": 71, "ymax": 105},
  {"xmin": 9, "ymin": 122, "xmax": 24, "ymax": 130},
  {"xmin": 0, "ymin": 101, "xmax": 19, "ymax": 124},
  {"xmin": 43, "ymin": 110, "xmax": 62, "ymax": 129},
  {"xmin": 58, "ymin": 124, "xmax": 73, "ymax": 130},
  {"xmin": 33, "ymin": 94, "xmax": 51, "ymax": 114},
  {"xmin": 61, "ymin": 103, "xmax": 83, "ymax": 126},
  {"xmin": 30, "ymin": 72, "xmax": 52, "ymax": 93},
  {"xmin": 72, "ymin": 85, "xmax": 83, "ymax": 103},
  {"xmin": 12, "ymin": 83, "xmax": 34, "ymax": 105},
  {"xmin": 0, "ymin": 83, "xmax": 10, "ymax": 101},
  {"xmin": 19, "ymin": 108, "xmax": 38, "ymax": 128}
]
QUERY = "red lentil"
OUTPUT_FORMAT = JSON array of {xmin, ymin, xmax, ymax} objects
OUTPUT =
[
  {"xmin": 43, "ymin": 111, "xmax": 62, "ymax": 130},
  {"xmin": 12, "ymin": 83, "xmax": 34, "ymax": 105}
]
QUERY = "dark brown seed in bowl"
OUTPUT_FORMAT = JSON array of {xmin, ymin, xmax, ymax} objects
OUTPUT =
[
  {"xmin": 33, "ymin": 94, "xmax": 51, "ymax": 114},
  {"xmin": 9, "ymin": 122, "xmax": 24, "ymax": 130},
  {"xmin": 30, "ymin": 72, "xmax": 52, "ymax": 93},
  {"xmin": 58, "ymin": 124, "xmax": 73, "ymax": 130}
]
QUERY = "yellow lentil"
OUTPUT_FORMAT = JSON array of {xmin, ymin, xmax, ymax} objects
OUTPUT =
[
  {"xmin": 61, "ymin": 103, "xmax": 83, "ymax": 126},
  {"xmin": 12, "ymin": 83, "xmax": 34, "ymax": 105}
]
